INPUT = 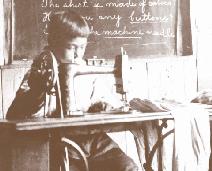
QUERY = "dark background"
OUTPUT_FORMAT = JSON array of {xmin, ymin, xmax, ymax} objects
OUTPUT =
[{"xmin": 13, "ymin": 0, "xmax": 177, "ymax": 60}]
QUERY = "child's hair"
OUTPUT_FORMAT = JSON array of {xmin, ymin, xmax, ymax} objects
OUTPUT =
[{"xmin": 47, "ymin": 10, "xmax": 90, "ymax": 49}]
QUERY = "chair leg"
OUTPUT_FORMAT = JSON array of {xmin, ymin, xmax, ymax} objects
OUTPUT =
[{"xmin": 61, "ymin": 137, "xmax": 89, "ymax": 171}]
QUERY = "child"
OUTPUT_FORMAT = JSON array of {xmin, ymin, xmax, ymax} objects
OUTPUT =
[{"xmin": 6, "ymin": 10, "xmax": 139, "ymax": 171}]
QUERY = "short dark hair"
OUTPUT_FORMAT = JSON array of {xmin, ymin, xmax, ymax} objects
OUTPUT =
[{"xmin": 47, "ymin": 10, "xmax": 90, "ymax": 48}]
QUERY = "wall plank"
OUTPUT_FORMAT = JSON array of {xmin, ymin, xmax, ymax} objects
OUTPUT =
[
  {"xmin": 147, "ymin": 58, "xmax": 171, "ymax": 100},
  {"xmin": 0, "ymin": 69, "xmax": 2, "ymax": 118},
  {"xmin": 128, "ymin": 59, "xmax": 149, "ymax": 100},
  {"xmin": 145, "ymin": 56, "xmax": 197, "ymax": 102},
  {"xmin": 3, "ymin": 0, "xmax": 12, "ymax": 65},
  {"xmin": 0, "ymin": 0, "xmax": 4, "ymax": 65},
  {"xmin": 182, "ymin": 56, "xmax": 198, "ymax": 101},
  {"xmin": 196, "ymin": 30, "xmax": 212, "ymax": 91},
  {"xmin": 1, "ymin": 66, "xmax": 29, "ymax": 118}
]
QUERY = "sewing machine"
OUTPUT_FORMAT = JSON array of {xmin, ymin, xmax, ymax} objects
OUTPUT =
[
  {"xmin": 58, "ymin": 48, "xmax": 130, "ymax": 116},
  {"xmin": 0, "ymin": 49, "xmax": 143, "ymax": 171}
]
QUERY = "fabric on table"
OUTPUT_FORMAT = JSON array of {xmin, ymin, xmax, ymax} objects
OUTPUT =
[{"xmin": 129, "ymin": 98, "xmax": 211, "ymax": 171}]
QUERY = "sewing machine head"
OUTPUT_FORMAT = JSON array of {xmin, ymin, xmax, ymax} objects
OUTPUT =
[
  {"xmin": 58, "ymin": 49, "xmax": 130, "ymax": 116},
  {"xmin": 114, "ymin": 50, "xmax": 129, "ymax": 99}
]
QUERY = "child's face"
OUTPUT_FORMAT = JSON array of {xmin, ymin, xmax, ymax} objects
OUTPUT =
[{"xmin": 56, "ymin": 37, "xmax": 87, "ymax": 64}]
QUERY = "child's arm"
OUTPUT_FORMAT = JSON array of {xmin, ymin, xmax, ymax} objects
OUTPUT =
[{"xmin": 6, "ymin": 51, "xmax": 56, "ymax": 119}]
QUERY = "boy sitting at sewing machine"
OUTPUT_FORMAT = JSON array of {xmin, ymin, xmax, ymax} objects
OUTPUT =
[{"xmin": 6, "ymin": 10, "xmax": 139, "ymax": 171}]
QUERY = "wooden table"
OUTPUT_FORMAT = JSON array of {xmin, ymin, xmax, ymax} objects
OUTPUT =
[{"xmin": 0, "ymin": 111, "xmax": 182, "ymax": 171}]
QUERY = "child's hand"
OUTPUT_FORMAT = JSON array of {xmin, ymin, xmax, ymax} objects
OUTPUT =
[{"xmin": 87, "ymin": 101, "xmax": 114, "ymax": 113}]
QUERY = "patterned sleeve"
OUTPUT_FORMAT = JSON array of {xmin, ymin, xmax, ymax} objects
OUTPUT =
[{"xmin": 6, "ymin": 51, "xmax": 56, "ymax": 120}]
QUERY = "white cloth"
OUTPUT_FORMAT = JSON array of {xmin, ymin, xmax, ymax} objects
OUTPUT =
[{"xmin": 172, "ymin": 104, "xmax": 211, "ymax": 171}]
